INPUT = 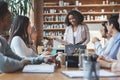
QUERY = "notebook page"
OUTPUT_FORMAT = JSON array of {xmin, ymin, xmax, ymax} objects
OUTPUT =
[{"xmin": 22, "ymin": 63, "xmax": 55, "ymax": 73}]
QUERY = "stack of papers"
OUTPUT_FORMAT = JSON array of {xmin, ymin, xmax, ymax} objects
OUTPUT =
[
  {"xmin": 22, "ymin": 63, "xmax": 55, "ymax": 73},
  {"xmin": 62, "ymin": 70, "xmax": 120, "ymax": 78}
]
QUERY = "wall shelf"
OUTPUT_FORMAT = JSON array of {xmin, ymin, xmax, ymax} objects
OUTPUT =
[
  {"xmin": 43, "ymin": 12, "xmax": 119, "ymax": 15},
  {"xmin": 43, "ymin": 28, "xmax": 65, "ymax": 31},
  {"xmin": 43, "ymin": 0, "xmax": 120, "ymax": 46},
  {"xmin": 44, "ymin": 4, "xmax": 120, "ymax": 8}
]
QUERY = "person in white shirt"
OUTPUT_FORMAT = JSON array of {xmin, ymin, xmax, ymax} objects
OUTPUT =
[
  {"xmin": 8, "ymin": 16, "xmax": 38, "ymax": 58},
  {"xmin": 8, "ymin": 16, "xmax": 52, "ymax": 58},
  {"xmin": 49, "ymin": 10, "xmax": 90, "ymax": 45}
]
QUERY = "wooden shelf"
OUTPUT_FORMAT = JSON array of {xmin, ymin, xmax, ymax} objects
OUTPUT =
[
  {"xmin": 43, "ymin": 21, "xmax": 64, "ymax": 23},
  {"xmin": 43, "ymin": 12, "xmax": 119, "ymax": 15},
  {"xmin": 43, "ymin": 13, "xmax": 67, "ymax": 15},
  {"xmin": 83, "ymin": 12, "xmax": 119, "ymax": 14},
  {"xmin": 44, "ymin": 20, "xmax": 107, "ymax": 23},
  {"xmin": 44, "ymin": 4, "xmax": 120, "ymax": 8},
  {"xmin": 43, "ymin": 36, "xmax": 63, "ymax": 39},
  {"xmin": 44, "ymin": 5, "xmax": 75, "ymax": 8},
  {"xmin": 43, "ymin": 28, "xmax": 65, "ymax": 31},
  {"xmin": 84, "ymin": 20, "xmax": 107, "ymax": 23},
  {"xmin": 78, "ymin": 4, "xmax": 120, "ymax": 7},
  {"xmin": 44, "ymin": 3, "xmax": 57, "ymax": 5}
]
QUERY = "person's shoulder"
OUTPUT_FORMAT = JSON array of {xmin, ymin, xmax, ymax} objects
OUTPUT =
[
  {"xmin": 78, "ymin": 23, "xmax": 88, "ymax": 28},
  {"xmin": 117, "ymin": 32, "xmax": 120, "ymax": 40},
  {"xmin": 13, "ymin": 36, "xmax": 21, "ymax": 39},
  {"xmin": 12, "ymin": 36, "xmax": 23, "ymax": 42},
  {"xmin": 115, "ymin": 32, "xmax": 120, "ymax": 39},
  {"xmin": 0, "ymin": 36, "xmax": 8, "ymax": 43},
  {"xmin": 0, "ymin": 36, "xmax": 8, "ymax": 47},
  {"xmin": 81, "ymin": 23, "xmax": 88, "ymax": 26},
  {"xmin": 118, "ymin": 32, "xmax": 120, "ymax": 36},
  {"xmin": 65, "ymin": 25, "xmax": 72, "ymax": 29}
]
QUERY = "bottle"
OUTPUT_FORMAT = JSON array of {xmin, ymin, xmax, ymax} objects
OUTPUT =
[
  {"xmin": 106, "ymin": 0, "xmax": 108, "ymax": 4},
  {"xmin": 78, "ymin": 48, "xmax": 86, "ymax": 69},
  {"xmin": 75, "ymin": 0, "xmax": 79, "ymax": 6},
  {"xmin": 56, "ymin": 16, "xmax": 58, "ymax": 21},
  {"xmin": 87, "ymin": 15, "xmax": 90, "ymax": 21},
  {"xmin": 59, "ymin": 0, "xmax": 64, "ymax": 6},
  {"xmin": 83, "ymin": 54, "xmax": 99, "ymax": 80}
]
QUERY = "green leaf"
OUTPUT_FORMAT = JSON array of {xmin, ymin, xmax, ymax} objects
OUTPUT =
[{"xmin": 7, "ymin": 0, "xmax": 32, "ymax": 17}]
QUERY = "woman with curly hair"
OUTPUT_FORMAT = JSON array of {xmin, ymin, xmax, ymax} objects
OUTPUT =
[{"xmin": 50, "ymin": 10, "xmax": 90, "ymax": 46}]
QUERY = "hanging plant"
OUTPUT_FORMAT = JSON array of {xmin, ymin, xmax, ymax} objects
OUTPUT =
[
  {"xmin": 0, "ymin": 0, "xmax": 33, "ymax": 40},
  {"xmin": 3, "ymin": 0, "xmax": 33, "ymax": 18}
]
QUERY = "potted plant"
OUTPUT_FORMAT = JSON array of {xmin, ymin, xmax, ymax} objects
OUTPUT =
[
  {"xmin": 1, "ymin": 0, "xmax": 33, "ymax": 40},
  {"xmin": 4, "ymin": 0, "xmax": 33, "ymax": 18}
]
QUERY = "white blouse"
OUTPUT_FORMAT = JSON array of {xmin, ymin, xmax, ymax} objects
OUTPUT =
[
  {"xmin": 64, "ymin": 24, "xmax": 90, "ymax": 45},
  {"xmin": 10, "ymin": 36, "xmax": 38, "ymax": 58}
]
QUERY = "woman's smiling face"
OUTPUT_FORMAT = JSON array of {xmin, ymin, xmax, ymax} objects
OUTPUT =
[{"xmin": 68, "ymin": 15, "xmax": 77, "ymax": 26}]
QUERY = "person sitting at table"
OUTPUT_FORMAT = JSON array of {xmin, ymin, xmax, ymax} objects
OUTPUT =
[
  {"xmin": 0, "ymin": 1, "xmax": 55, "ymax": 73},
  {"xmin": 8, "ymin": 15, "xmax": 38, "ymax": 57},
  {"xmin": 98, "ymin": 13, "xmax": 120, "ymax": 71},
  {"xmin": 105, "ymin": 14, "xmax": 120, "ymax": 60},
  {"xmin": 92, "ymin": 21, "xmax": 114, "ymax": 56},
  {"xmin": 8, "ymin": 15, "xmax": 51, "ymax": 58}
]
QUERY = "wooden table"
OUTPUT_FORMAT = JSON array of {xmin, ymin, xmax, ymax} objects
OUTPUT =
[{"xmin": 0, "ymin": 66, "xmax": 120, "ymax": 80}]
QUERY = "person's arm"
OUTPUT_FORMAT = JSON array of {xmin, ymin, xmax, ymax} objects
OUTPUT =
[
  {"xmin": 94, "ymin": 41, "xmax": 103, "ymax": 55},
  {"xmin": 111, "ymin": 61, "xmax": 120, "ymax": 71},
  {"xmin": 63, "ymin": 27, "xmax": 68, "ymax": 42},
  {"xmin": 82, "ymin": 25, "xmax": 90, "ymax": 45},
  {"xmin": 105, "ymin": 41, "xmax": 120, "ymax": 60},
  {"xmin": 100, "ymin": 38, "xmax": 114, "ymax": 56},
  {"xmin": 5, "ymin": 42, "xmax": 23, "ymax": 60},
  {"xmin": 0, "ymin": 53, "xmax": 24, "ymax": 73},
  {"xmin": 10, "ymin": 36, "xmax": 37, "ymax": 58},
  {"xmin": 110, "ymin": 46, "xmax": 120, "ymax": 71},
  {"xmin": 48, "ymin": 27, "xmax": 70, "ymax": 45},
  {"xmin": 55, "ymin": 37, "xmax": 69, "ymax": 45},
  {"xmin": 98, "ymin": 58, "xmax": 120, "ymax": 71},
  {"xmin": 98, "ymin": 59, "xmax": 112, "ymax": 69},
  {"xmin": 0, "ymin": 37, "xmax": 22, "ymax": 60}
]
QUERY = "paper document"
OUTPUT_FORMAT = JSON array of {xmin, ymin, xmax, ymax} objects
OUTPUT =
[
  {"xmin": 22, "ymin": 63, "xmax": 55, "ymax": 73},
  {"xmin": 55, "ymin": 38, "xmax": 69, "ymax": 45},
  {"xmin": 62, "ymin": 70, "xmax": 120, "ymax": 78}
]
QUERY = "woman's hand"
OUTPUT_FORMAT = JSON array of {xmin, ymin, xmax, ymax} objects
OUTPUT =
[
  {"xmin": 21, "ymin": 59, "xmax": 31, "ymax": 66},
  {"xmin": 97, "ymin": 56, "xmax": 112, "ymax": 69},
  {"xmin": 98, "ymin": 56, "xmax": 113, "ymax": 63},
  {"xmin": 42, "ymin": 51, "xmax": 51, "ymax": 56},
  {"xmin": 98, "ymin": 59, "xmax": 112, "ymax": 69},
  {"xmin": 92, "ymin": 37, "xmax": 100, "ymax": 44},
  {"xmin": 43, "ymin": 55, "xmax": 61, "ymax": 68},
  {"xmin": 43, "ymin": 55, "xmax": 57, "ymax": 64}
]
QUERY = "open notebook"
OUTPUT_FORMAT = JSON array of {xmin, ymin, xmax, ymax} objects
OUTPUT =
[
  {"xmin": 62, "ymin": 70, "xmax": 120, "ymax": 78},
  {"xmin": 22, "ymin": 63, "xmax": 55, "ymax": 73}
]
